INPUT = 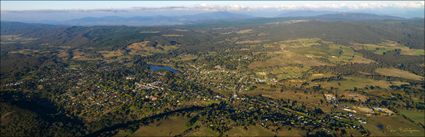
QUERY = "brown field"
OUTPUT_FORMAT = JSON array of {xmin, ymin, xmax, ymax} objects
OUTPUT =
[
  {"xmin": 131, "ymin": 116, "xmax": 189, "ymax": 136},
  {"xmin": 177, "ymin": 54, "xmax": 197, "ymax": 61},
  {"xmin": 353, "ymin": 41, "xmax": 425, "ymax": 56},
  {"xmin": 127, "ymin": 41, "xmax": 150, "ymax": 52},
  {"xmin": 249, "ymin": 51, "xmax": 330, "ymax": 69},
  {"xmin": 127, "ymin": 41, "xmax": 177, "ymax": 55},
  {"xmin": 353, "ymin": 106, "xmax": 374, "ymax": 114},
  {"xmin": 375, "ymin": 68, "xmax": 423, "ymax": 81},
  {"xmin": 99, "ymin": 50, "xmax": 124, "ymax": 59},
  {"xmin": 225, "ymin": 125, "xmax": 274, "ymax": 136},
  {"xmin": 72, "ymin": 50, "xmax": 98, "ymax": 61},
  {"xmin": 186, "ymin": 126, "xmax": 219, "ymax": 136},
  {"xmin": 248, "ymin": 38, "xmax": 375, "ymax": 69},
  {"xmin": 313, "ymin": 77, "xmax": 405, "ymax": 91},
  {"xmin": 276, "ymin": 128, "xmax": 305, "ymax": 136},
  {"xmin": 308, "ymin": 73, "xmax": 336, "ymax": 80},
  {"xmin": 367, "ymin": 90, "xmax": 405, "ymax": 98},
  {"xmin": 57, "ymin": 50, "xmax": 69, "ymax": 59},
  {"xmin": 236, "ymin": 29, "xmax": 253, "ymax": 34},
  {"xmin": 340, "ymin": 92, "xmax": 368, "ymax": 102}
]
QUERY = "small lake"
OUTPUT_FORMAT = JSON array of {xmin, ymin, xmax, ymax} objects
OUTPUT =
[{"xmin": 149, "ymin": 65, "xmax": 178, "ymax": 74}]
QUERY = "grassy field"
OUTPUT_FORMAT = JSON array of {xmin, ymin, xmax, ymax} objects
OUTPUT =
[
  {"xmin": 185, "ymin": 126, "xmax": 219, "ymax": 136},
  {"xmin": 353, "ymin": 41, "xmax": 425, "ymax": 56},
  {"xmin": 375, "ymin": 68, "xmax": 423, "ymax": 81},
  {"xmin": 248, "ymin": 50, "xmax": 330, "ymax": 68},
  {"xmin": 366, "ymin": 90, "xmax": 406, "ymax": 98},
  {"xmin": 253, "ymin": 66, "xmax": 310, "ymax": 81},
  {"xmin": 313, "ymin": 76, "xmax": 406, "ymax": 91},
  {"xmin": 129, "ymin": 115, "xmax": 306, "ymax": 136},
  {"xmin": 269, "ymin": 66, "xmax": 310, "ymax": 80},
  {"xmin": 290, "ymin": 42, "xmax": 373, "ymax": 64},
  {"xmin": 399, "ymin": 110, "xmax": 425, "ymax": 125},
  {"xmin": 99, "ymin": 50, "xmax": 124, "ymax": 59},
  {"xmin": 130, "ymin": 116, "xmax": 189, "ymax": 136},
  {"xmin": 275, "ymin": 128, "xmax": 304, "ymax": 136},
  {"xmin": 176, "ymin": 54, "xmax": 197, "ymax": 62},
  {"xmin": 249, "ymin": 38, "xmax": 374, "ymax": 69},
  {"xmin": 225, "ymin": 125, "xmax": 275, "ymax": 136},
  {"xmin": 340, "ymin": 91, "xmax": 369, "ymax": 102},
  {"xmin": 127, "ymin": 41, "xmax": 177, "ymax": 56},
  {"xmin": 308, "ymin": 73, "xmax": 336, "ymax": 80},
  {"xmin": 72, "ymin": 50, "xmax": 100, "ymax": 61},
  {"xmin": 364, "ymin": 115, "xmax": 424, "ymax": 136}
]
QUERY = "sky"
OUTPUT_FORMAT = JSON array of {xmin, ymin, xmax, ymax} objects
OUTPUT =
[
  {"xmin": 2, "ymin": 1, "xmax": 424, "ymax": 11},
  {"xmin": 1, "ymin": 1, "xmax": 424, "ymax": 22}
]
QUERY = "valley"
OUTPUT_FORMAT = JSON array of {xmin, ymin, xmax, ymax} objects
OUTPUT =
[{"xmin": 1, "ymin": 12, "xmax": 424, "ymax": 137}]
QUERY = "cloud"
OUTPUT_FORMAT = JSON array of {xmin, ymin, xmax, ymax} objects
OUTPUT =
[
  {"xmin": 188, "ymin": 1, "xmax": 425, "ymax": 11},
  {"xmin": 3, "ymin": 1, "xmax": 424, "ymax": 12}
]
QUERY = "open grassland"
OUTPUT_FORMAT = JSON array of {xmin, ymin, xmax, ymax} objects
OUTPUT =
[
  {"xmin": 131, "ymin": 116, "xmax": 189, "ymax": 136},
  {"xmin": 249, "ymin": 38, "xmax": 374, "ymax": 69},
  {"xmin": 269, "ymin": 66, "xmax": 310, "ymax": 80},
  {"xmin": 235, "ymin": 40, "xmax": 265, "ymax": 45},
  {"xmin": 127, "ymin": 41, "xmax": 177, "ymax": 56},
  {"xmin": 289, "ymin": 42, "xmax": 373, "ymax": 64},
  {"xmin": 364, "ymin": 115, "xmax": 424, "ymax": 136},
  {"xmin": 248, "ymin": 50, "xmax": 330, "ymax": 69},
  {"xmin": 225, "ymin": 125, "xmax": 274, "ymax": 136},
  {"xmin": 312, "ymin": 76, "xmax": 407, "ymax": 91},
  {"xmin": 399, "ymin": 110, "xmax": 425, "ymax": 125},
  {"xmin": 72, "ymin": 50, "xmax": 100, "ymax": 61},
  {"xmin": 366, "ymin": 90, "xmax": 406, "ymax": 98},
  {"xmin": 308, "ymin": 73, "xmax": 336, "ymax": 80},
  {"xmin": 99, "ymin": 50, "xmax": 125, "ymax": 59},
  {"xmin": 236, "ymin": 29, "xmax": 254, "ymax": 34},
  {"xmin": 254, "ymin": 66, "xmax": 310, "ymax": 81},
  {"xmin": 176, "ymin": 54, "xmax": 197, "ymax": 62},
  {"xmin": 185, "ymin": 126, "xmax": 219, "ymax": 136},
  {"xmin": 57, "ymin": 50, "xmax": 70, "ymax": 59},
  {"xmin": 353, "ymin": 41, "xmax": 425, "ymax": 56},
  {"xmin": 340, "ymin": 91, "xmax": 369, "ymax": 102},
  {"xmin": 375, "ymin": 68, "xmax": 423, "ymax": 81},
  {"xmin": 9, "ymin": 49, "xmax": 40, "ymax": 55},
  {"xmin": 276, "ymin": 128, "xmax": 304, "ymax": 136},
  {"xmin": 129, "ymin": 114, "xmax": 307, "ymax": 137}
]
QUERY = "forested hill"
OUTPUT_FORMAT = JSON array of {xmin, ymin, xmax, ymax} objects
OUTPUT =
[{"xmin": 2, "ymin": 14, "xmax": 424, "ymax": 50}]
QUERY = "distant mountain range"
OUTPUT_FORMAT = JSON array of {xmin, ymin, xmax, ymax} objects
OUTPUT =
[
  {"xmin": 312, "ymin": 13, "xmax": 404, "ymax": 21},
  {"xmin": 68, "ymin": 11, "xmax": 252, "ymax": 26},
  {"xmin": 1, "ymin": 11, "xmax": 417, "ymax": 27},
  {"xmin": 1, "ymin": 12, "xmax": 423, "ymax": 49},
  {"xmin": 278, "ymin": 10, "xmax": 337, "ymax": 17}
]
